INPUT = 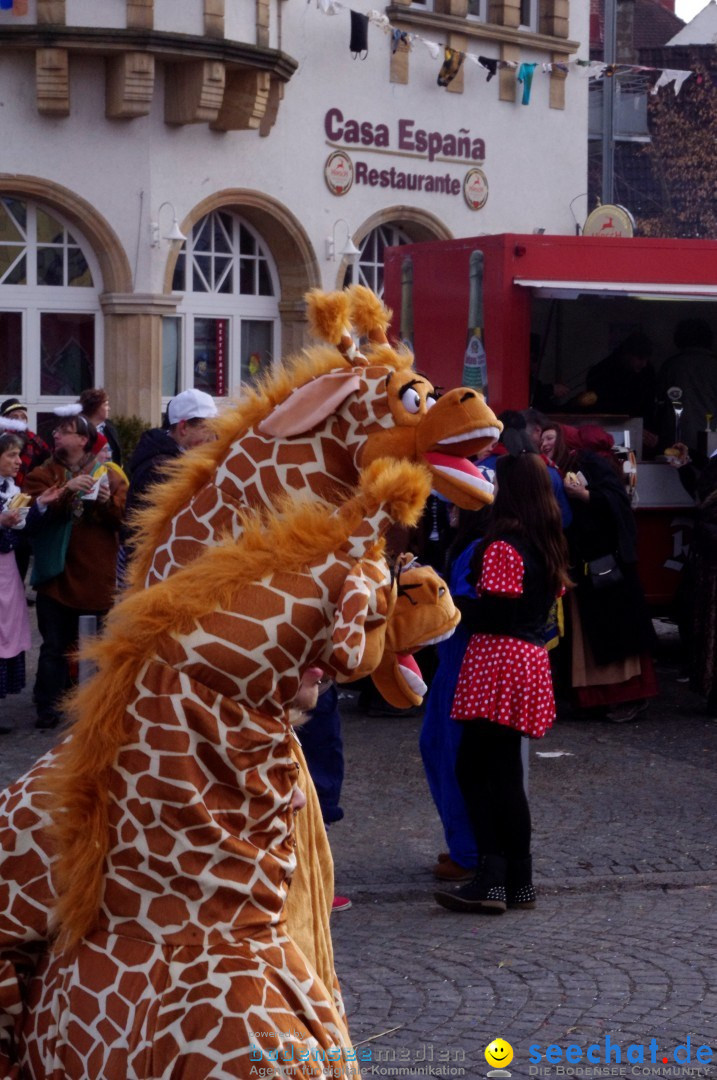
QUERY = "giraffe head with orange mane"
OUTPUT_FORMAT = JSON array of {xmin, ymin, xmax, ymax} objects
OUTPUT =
[{"xmin": 128, "ymin": 285, "xmax": 501, "ymax": 590}]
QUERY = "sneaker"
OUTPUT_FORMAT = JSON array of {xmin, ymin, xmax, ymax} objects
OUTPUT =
[
  {"xmin": 606, "ymin": 699, "xmax": 649, "ymax": 723},
  {"xmin": 331, "ymin": 895, "xmax": 352, "ymax": 912}
]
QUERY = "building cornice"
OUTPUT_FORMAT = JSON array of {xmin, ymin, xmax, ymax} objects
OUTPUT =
[
  {"xmin": 385, "ymin": 6, "xmax": 580, "ymax": 56},
  {"xmin": 0, "ymin": 26, "xmax": 298, "ymax": 81},
  {"xmin": 100, "ymin": 292, "xmax": 183, "ymax": 315}
]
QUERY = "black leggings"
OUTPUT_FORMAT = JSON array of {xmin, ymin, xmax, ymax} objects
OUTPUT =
[{"xmin": 455, "ymin": 720, "xmax": 531, "ymax": 861}]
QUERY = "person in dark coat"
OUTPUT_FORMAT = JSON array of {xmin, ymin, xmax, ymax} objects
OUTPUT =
[
  {"xmin": 119, "ymin": 389, "xmax": 218, "ymax": 583},
  {"xmin": 562, "ymin": 425, "xmax": 658, "ymax": 721}
]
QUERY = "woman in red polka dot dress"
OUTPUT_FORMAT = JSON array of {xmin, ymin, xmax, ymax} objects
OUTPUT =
[{"xmin": 435, "ymin": 453, "xmax": 571, "ymax": 915}]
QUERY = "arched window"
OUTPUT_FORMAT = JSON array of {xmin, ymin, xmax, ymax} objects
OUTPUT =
[
  {"xmin": 0, "ymin": 197, "xmax": 101, "ymax": 433},
  {"xmin": 344, "ymin": 223, "xmax": 412, "ymax": 297},
  {"xmin": 165, "ymin": 210, "xmax": 280, "ymax": 401}
]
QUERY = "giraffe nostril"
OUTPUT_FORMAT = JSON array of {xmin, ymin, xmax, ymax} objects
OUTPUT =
[{"xmin": 460, "ymin": 391, "xmax": 476, "ymax": 403}]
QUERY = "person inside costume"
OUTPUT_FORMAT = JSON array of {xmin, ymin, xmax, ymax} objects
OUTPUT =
[
  {"xmin": 0, "ymin": 421, "xmax": 60, "ymax": 727},
  {"xmin": 6, "ymin": 461, "xmax": 435, "ymax": 1078},
  {"xmin": 0, "ymin": 546, "xmax": 458, "ymax": 1072},
  {"xmin": 24, "ymin": 407, "xmax": 127, "ymax": 730},
  {"xmin": 434, "ymin": 452, "xmax": 571, "ymax": 914},
  {"xmin": 420, "ymin": 506, "xmax": 490, "ymax": 883}
]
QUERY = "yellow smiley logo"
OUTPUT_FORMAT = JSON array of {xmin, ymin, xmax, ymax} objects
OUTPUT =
[{"xmin": 485, "ymin": 1039, "xmax": 514, "ymax": 1069}]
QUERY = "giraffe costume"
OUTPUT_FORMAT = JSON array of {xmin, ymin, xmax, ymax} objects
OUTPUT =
[
  {"xmin": 126, "ymin": 286, "xmax": 501, "ymax": 593},
  {"xmin": 0, "ymin": 287, "xmax": 495, "ymax": 1076},
  {"xmin": 0, "ymin": 557, "xmax": 459, "ymax": 1077},
  {"xmin": 1, "ymin": 462, "xmax": 442, "ymax": 1079}
]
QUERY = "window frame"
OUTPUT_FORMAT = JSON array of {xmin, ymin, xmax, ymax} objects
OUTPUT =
[
  {"xmin": 168, "ymin": 210, "xmax": 281, "ymax": 405},
  {"xmin": 0, "ymin": 198, "xmax": 103, "ymax": 428},
  {"xmin": 519, "ymin": 0, "xmax": 538, "ymax": 31}
]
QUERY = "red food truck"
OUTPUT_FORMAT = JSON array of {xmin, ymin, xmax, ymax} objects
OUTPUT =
[{"xmin": 384, "ymin": 233, "xmax": 717, "ymax": 608}]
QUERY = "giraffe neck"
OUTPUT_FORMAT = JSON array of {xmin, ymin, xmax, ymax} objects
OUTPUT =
[{"xmin": 144, "ymin": 367, "xmax": 395, "ymax": 588}]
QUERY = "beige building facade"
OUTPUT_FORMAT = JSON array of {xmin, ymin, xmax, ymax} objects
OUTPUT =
[{"xmin": 0, "ymin": 0, "xmax": 588, "ymax": 429}]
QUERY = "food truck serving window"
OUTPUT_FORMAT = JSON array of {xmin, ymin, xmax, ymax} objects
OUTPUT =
[{"xmin": 515, "ymin": 280, "xmax": 717, "ymax": 301}]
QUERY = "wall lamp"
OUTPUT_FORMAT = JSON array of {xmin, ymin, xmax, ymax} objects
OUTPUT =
[
  {"xmin": 150, "ymin": 202, "xmax": 187, "ymax": 247},
  {"xmin": 326, "ymin": 219, "xmax": 361, "ymax": 266}
]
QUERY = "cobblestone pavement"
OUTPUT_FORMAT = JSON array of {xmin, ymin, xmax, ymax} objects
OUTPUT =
[{"xmin": 2, "ymin": 619, "xmax": 717, "ymax": 1079}]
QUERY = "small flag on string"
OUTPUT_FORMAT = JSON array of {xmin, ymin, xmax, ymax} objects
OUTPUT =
[
  {"xmin": 391, "ymin": 28, "xmax": 409, "ymax": 54},
  {"xmin": 478, "ymin": 56, "xmax": 498, "ymax": 81},
  {"xmin": 350, "ymin": 10, "xmax": 369, "ymax": 59},
  {"xmin": 517, "ymin": 61, "xmax": 537, "ymax": 104},
  {"xmin": 437, "ymin": 47, "xmax": 464, "ymax": 88}
]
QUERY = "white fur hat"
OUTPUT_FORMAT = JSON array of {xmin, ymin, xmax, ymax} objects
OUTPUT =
[{"xmin": 0, "ymin": 416, "xmax": 27, "ymax": 433}]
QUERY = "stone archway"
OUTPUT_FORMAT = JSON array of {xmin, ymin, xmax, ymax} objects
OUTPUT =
[
  {"xmin": 356, "ymin": 206, "xmax": 453, "ymax": 247},
  {"xmin": 0, "ymin": 174, "xmax": 132, "ymax": 294},
  {"xmin": 165, "ymin": 190, "xmax": 320, "ymax": 358}
]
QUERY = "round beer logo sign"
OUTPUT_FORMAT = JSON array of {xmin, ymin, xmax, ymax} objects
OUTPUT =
[
  {"xmin": 582, "ymin": 203, "xmax": 635, "ymax": 238},
  {"xmin": 463, "ymin": 168, "xmax": 489, "ymax": 211},
  {"xmin": 324, "ymin": 151, "xmax": 354, "ymax": 196}
]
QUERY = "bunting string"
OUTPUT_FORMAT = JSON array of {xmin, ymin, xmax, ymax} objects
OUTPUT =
[{"xmin": 309, "ymin": 0, "xmax": 697, "ymax": 100}]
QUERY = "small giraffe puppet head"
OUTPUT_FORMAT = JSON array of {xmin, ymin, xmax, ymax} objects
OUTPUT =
[
  {"xmin": 370, "ymin": 555, "xmax": 461, "ymax": 710},
  {"xmin": 128, "ymin": 285, "xmax": 502, "ymax": 591}
]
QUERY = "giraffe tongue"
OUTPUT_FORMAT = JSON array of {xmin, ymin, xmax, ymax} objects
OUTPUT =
[
  {"xmin": 422, "ymin": 452, "xmax": 494, "ymax": 496},
  {"xmin": 397, "ymin": 653, "xmax": 427, "ymax": 697}
]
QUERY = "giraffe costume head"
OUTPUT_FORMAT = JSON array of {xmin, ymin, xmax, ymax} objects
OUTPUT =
[{"xmin": 127, "ymin": 285, "xmax": 502, "ymax": 590}]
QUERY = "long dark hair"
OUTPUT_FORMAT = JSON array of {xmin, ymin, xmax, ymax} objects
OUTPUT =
[{"xmin": 471, "ymin": 453, "xmax": 571, "ymax": 594}]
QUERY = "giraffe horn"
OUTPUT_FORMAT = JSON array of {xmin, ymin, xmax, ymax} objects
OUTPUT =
[
  {"xmin": 347, "ymin": 284, "xmax": 392, "ymax": 345},
  {"xmin": 305, "ymin": 289, "xmax": 350, "ymax": 346},
  {"xmin": 305, "ymin": 287, "xmax": 368, "ymax": 367}
]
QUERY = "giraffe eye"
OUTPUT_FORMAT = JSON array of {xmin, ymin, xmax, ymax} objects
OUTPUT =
[{"xmin": 403, "ymin": 388, "xmax": 422, "ymax": 414}]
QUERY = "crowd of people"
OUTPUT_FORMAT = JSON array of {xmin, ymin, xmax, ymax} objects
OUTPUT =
[
  {"xmin": 1, "ymin": 370, "xmax": 716, "ymax": 927},
  {"xmin": 414, "ymin": 402, "xmax": 717, "ymax": 914},
  {"xmin": 0, "ymin": 288, "xmax": 716, "ymax": 1075},
  {"xmin": 0, "ymin": 387, "xmax": 218, "ymax": 730}
]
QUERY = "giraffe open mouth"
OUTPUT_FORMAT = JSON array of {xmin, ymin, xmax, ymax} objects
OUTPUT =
[
  {"xmin": 395, "ymin": 627, "xmax": 459, "ymax": 700},
  {"xmin": 396, "ymin": 653, "xmax": 427, "ymax": 698},
  {"xmin": 422, "ymin": 450, "xmax": 495, "ymax": 500}
]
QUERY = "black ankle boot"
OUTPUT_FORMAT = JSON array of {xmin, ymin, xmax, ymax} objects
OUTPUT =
[
  {"xmin": 506, "ymin": 856, "xmax": 536, "ymax": 909},
  {"xmin": 434, "ymin": 854, "xmax": 507, "ymax": 914}
]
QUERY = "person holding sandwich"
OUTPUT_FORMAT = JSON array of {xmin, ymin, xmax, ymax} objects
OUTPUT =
[{"xmin": 0, "ymin": 418, "xmax": 60, "ymax": 728}]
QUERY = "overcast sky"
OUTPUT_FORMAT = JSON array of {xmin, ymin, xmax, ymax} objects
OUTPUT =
[{"xmin": 674, "ymin": 0, "xmax": 711, "ymax": 20}]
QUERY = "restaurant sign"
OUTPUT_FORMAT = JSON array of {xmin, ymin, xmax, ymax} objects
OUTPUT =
[{"xmin": 323, "ymin": 108, "xmax": 488, "ymax": 211}]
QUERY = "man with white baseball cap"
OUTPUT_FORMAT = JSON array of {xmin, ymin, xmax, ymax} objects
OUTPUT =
[
  {"xmin": 119, "ymin": 389, "xmax": 218, "ymax": 582},
  {"xmin": 165, "ymin": 388, "xmax": 218, "ymax": 429}
]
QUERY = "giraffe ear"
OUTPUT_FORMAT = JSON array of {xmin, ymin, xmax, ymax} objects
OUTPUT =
[
  {"xmin": 257, "ymin": 371, "xmax": 362, "ymax": 438},
  {"xmin": 329, "ymin": 563, "xmax": 371, "ymax": 675}
]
